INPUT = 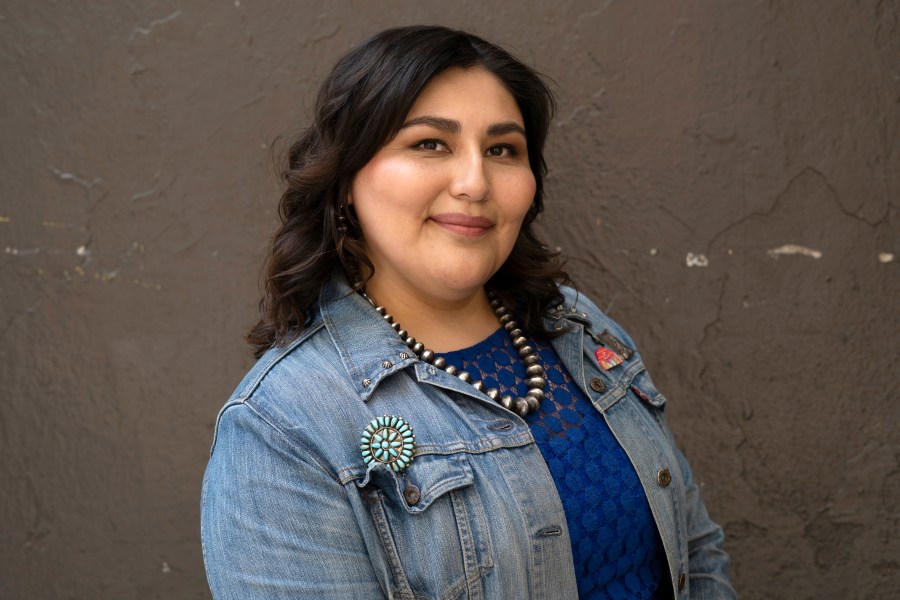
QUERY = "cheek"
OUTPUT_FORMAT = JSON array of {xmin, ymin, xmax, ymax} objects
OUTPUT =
[
  {"xmin": 502, "ymin": 171, "xmax": 537, "ymax": 223},
  {"xmin": 352, "ymin": 154, "xmax": 442, "ymax": 211}
]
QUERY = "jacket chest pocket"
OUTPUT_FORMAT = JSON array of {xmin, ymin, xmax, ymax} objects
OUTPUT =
[
  {"xmin": 358, "ymin": 453, "xmax": 493, "ymax": 600},
  {"xmin": 628, "ymin": 366, "xmax": 668, "ymax": 425}
]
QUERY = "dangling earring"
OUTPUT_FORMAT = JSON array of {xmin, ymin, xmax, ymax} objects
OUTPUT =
[
  {"xmin": 336, "ymin": 203, "xmax": 363, "ymax": 287},
  {"xmin": 336, "ymin": 202, "xmax": 350, "ymax": 256}
]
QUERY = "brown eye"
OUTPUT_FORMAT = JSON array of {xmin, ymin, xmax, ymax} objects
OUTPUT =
[
  {"xmin": 486, "ymin": 144, "xmax": 517, "ymax": 158},
  {"xmin": 414, "ymin": 139, "xmax": 446, "ymax": 151}
]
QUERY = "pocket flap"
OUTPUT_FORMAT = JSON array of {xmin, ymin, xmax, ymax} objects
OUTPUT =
[
  {"xmin": 356, "ymin": 452, "xmax": 475, "ymax": 514},
  {"xmin": 630, "ymin": 366, "xmax": 668, "ymax": 410}
]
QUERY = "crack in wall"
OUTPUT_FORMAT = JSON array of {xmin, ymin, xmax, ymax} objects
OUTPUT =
[
  {"xmin": 704, "ymin": 166, "xmax": 883, "ymax": 259},
  {"xmin": 48, "ymin": 166, "xmax": 107, "ymax": 266},
  {"xmin": 697, "ymin": 272, "xmax": 729, "ymax": 389}
]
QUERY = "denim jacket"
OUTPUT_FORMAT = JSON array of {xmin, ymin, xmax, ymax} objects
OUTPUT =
[{"xmin": 201, "ymin": 273, "xmax": 736, "ymax": 599}]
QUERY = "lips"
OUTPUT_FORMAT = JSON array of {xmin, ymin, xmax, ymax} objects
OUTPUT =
[{"xmin": 429, "ymin": 213, "xmax": 494, "ymax": 237}]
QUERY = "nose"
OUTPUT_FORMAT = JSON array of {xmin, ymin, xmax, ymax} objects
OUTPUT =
[{"xmin": 448, "ymin": 149, "xmax": 489, "ymax": 202}]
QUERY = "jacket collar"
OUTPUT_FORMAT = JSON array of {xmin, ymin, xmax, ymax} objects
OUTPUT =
[
  {"xmin": 318, "ymin": 270, "xmax": 593, "ymax": 403},
  {"xmin": 318, "ymin": 271, "xmax": 420, "ymax": 401}
]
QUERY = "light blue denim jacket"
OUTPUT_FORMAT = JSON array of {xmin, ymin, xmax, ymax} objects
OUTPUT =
[{"xmin": 201, "ymin": 273, "xmax": 736, "ymax": 599}]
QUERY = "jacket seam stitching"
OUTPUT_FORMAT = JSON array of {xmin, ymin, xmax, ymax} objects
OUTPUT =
[
  {"xmin": 240, "ymin": 400, "xmax": 341, "ymax": 484},
  {"xmin": 235, "ymin": 321, "xmax": 325, "ymax": 401}
]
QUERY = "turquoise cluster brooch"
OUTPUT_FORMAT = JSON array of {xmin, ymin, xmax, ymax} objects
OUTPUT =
[{"xmin": 360, "ymin": 416, "xmax": 415, "ymax": 472}]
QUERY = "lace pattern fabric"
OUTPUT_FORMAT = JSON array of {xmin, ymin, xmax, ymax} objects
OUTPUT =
[{"xmin": 438, "ymin": 327, "xmax": 667, "ymax": 599}]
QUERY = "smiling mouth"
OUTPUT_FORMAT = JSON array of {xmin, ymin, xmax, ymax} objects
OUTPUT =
[{"xmin": 429, "ymin": 213, "xmax": 494, "ymax": 237}]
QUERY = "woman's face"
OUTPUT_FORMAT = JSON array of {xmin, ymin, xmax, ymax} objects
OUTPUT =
[{"xmin": 350, "ymin": 66, "xmax": 536, "ymax": 305}]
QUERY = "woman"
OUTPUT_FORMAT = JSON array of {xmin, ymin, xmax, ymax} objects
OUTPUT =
[{"xmin": 201, "ymin": 25, "xmax": 736, "ymax": 599}]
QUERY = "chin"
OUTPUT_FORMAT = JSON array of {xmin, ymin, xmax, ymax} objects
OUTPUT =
[{"xmin": 429, "ymin": 263, "xmax": 498, "ymax": 295}]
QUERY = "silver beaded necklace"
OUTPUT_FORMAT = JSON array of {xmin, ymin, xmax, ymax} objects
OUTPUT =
[{"xmin": 363, "ymin": 291, "xmax": 548, "ymax": 417}]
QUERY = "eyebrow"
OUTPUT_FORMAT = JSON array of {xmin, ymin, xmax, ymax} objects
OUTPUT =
[
  {"xmin": 487, "ymin": 121, "xmax": 527, "ymax": 138},
  {"xmin": 400, "ymin": 115, "xmax": 527, "ymax": 138}
]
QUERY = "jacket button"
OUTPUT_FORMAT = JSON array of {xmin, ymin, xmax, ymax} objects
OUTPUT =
[
  {"xmin": 589, "ymin": 378, "xmax": 606, "ymax": 393},
  {"xmin": 403, "ymin": 484, "xmax": 420, "ymax": 506},
  {"xmin": 657, "ymin": 468, "xmax": 672, "ymax": 487},
  {"xmin": 677, "ymin": 573, "xmax": 686, "ymax": 590}
]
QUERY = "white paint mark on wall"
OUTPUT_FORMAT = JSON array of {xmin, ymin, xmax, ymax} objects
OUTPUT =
[
  {"xmin": 95, "ymin": 271, "xmax": 118, "ymax": 282},
  {"xmin": 878, "ymin": 252, "xmax": 894, "ymax": 263},
  {"xmin": 129, "ymin": 11, "xmax": 182, "ymax": 42},
  {"xmin": 767, "ymin": 244, "xmax": 822, "ymax": 259},
  {"xmin": 130, "ymin": 188, "xmax": 156, "ymax": 203},
  {"xmin": 50, "ymin": 167, "xmax": 99, "ymax": 189},
  {"xmin": 76, "ymin": 245, "xmax": 89, "ymax": 257},
  {"xmin": 5, "ymin": 246, "xmax": 41, "ymax": 256},
  {"xmin": 43, "ymin": 220, "xmax": 73, "ymax": 229},
  {"xmin": 161, "ymin": 562, "xmax": 171, "ymax": 574},
  {"xmin": 685, "ymin": 252, "xmax": 708, "ymax": 267},
  {"xmin": 649, "ymin": 248, "xmax": 658, "ymax": 256},
  {"xmin": 133, "ymin": 279, "xmax": 163, "ymax": 291}
]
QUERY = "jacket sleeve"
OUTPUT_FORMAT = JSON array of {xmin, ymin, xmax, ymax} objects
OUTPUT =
[
  {"xmin": 200, "ymin": 401, "xmax": 386, "ymax": 600},
  {"xmin": 670, "ymin": 430, "xmax": 737, "ymax": 599}
]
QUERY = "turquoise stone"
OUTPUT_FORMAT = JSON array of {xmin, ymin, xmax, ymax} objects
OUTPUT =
[{"xmin": 360, "ymin": 416, "xmax": 415, "ymax": 473}]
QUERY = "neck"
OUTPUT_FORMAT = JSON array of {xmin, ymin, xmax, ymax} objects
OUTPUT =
[{"xmin": 363, "ymin": 277, "xmax": 499, "ymax": 353}]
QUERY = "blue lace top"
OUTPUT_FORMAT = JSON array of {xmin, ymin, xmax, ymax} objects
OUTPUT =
[{"xmin": 438, "ymin": 327, "xmax": 667, "ymax": 599}]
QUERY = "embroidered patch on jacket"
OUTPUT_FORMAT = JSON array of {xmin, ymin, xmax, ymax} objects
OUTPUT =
[
  {"xmin": 598, "ymin": 329, "xmax": 634, "ymax": 360},
  {"xmin": 595, "ymin": 347, "xmax": 624, "ymax": 370}
]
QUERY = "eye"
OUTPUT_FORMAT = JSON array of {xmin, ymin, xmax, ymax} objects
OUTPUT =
[
  {"xmin": 414, "ymin": 139, "xmax": 447, "ymax": 152},
  {"xmin": 486, "ymin": 144, "xmax": 519, "ymax": 158}
]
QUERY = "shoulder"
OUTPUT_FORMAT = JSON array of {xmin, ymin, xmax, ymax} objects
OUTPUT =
[
  {"xmin": 208, "ymin": 318, "xmax": 380, "ymax": 486},
  {"xmin": 556, "ymin": 283, "xmax": 670, "ymax": 411},
  {"xmin": 556, "ymin": 284, "xmax": 640, "ymax": 350},
  {"xmin": 211, "ymin": 317, "xmax": 358, "ymax": 448},
  {"xmin": 229, "ymin": 318, "xmax": 339, "ymax": 403}
]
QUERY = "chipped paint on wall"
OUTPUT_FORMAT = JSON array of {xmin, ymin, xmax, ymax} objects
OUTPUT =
[
  {"xmin": 685, "ymin": 252, "xmax": 709, "ymax": 267},
  {"xmin": 766, "ymin": 244, "xmax": 823, "ymax": 259}
]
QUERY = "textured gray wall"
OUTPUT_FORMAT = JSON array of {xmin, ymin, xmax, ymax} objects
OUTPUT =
[{"xmin": 1, "ymin": 1, "xmax": 897, "ymax": 598}]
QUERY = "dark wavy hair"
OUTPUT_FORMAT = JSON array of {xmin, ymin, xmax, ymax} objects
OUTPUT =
[{"xmin": 247, "ymin": 25, "xmax": 570, "ymax": 358}]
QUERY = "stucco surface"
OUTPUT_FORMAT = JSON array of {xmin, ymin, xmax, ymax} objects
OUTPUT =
[{"xmin": 1, "ymin": 1, "xmax": 897, "ymax": 598}]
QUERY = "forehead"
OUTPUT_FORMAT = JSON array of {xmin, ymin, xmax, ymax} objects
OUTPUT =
[{"xmin": 405, "ymin": 67, "xmax": 524, "ymax": 124}]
